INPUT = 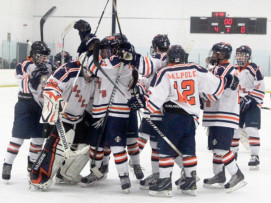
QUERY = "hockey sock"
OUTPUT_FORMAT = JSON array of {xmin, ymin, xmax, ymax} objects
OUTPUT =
[
  {"xmin": 231, "ymin": 128, "xmax": 241, "ymax": 155},
  {"xmin": 103, "ymin": 146, "xmax": 111, "ymax": 166},
  {"xmin": 174, "ymin": 155, "xmax": 183, "ymax": 169},
  {"xmin": 111, "ymin": 146, "xmax": 129, "ymax": 176},
  {"xmin": 89, "ymin": 146, "xmax": 104, "ymax": 169},
  {"xmin": 4, "ymin": 137, "xmax": 24, "ymax": 165},
  {"xmin": 138, "ymin": 132, "xmax": 149, "ymax": 151},
  {"xmin": 29, "ymin": 138, "xmax": 44, "ymax": 163},
  {"xmin": 218, "ymin": 150, "xmax": 238, "ymax": 176},
  {"xmin": 182, "ymin": 155, "xmax": 197, "ymax": 177},
  {"xmin": 150, "ymin": 140, "xmax": 159, "ymax": 173},
  {"xmin": 127, "ymin": 137, "xmax": 140, "ymax": 165},
  {"xmin": 246, "ymin": 127, "xmax": 260, "ymax": 155},
  {"xmin": 212, "ymin": 153, "xmax": 224, "ymax": 174},
  {"xmin": 159, "ymin": 154, "xmax": 174, "ymax": 178}
]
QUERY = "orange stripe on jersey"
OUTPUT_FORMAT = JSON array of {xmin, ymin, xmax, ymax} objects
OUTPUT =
[
  {"xmin": 145, "ymin": 57, "xmax": 150, "ymax": 76},
  {"xmin": 207, "ymin": 94, "xmax": 215, "ymax": 101},
  {"xmin": 222, "ymin": 64, "xmax": 232, "ymax": 77},
  {"xmin": 217, "ymin": 78, "xmax": 225, "ymax": 96},
  {"xmin": 251, "ymin": 91, "xmax": 264, "ymax": 98},
  {"xmin": 92, "ymin": 107, "xmax": 108, "ymax": 112},
  {"xmin": 24, "ymin": 75, "xmax": 29, "ymax": 93},
  {"xmin": 110, "ymin": 106, "xmax": 130, "ymax": 111},
  {"xmin": 203, "ymin": 115, "xmax": 239, "ymax": 122}
]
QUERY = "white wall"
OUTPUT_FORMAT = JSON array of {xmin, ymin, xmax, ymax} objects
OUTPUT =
[{"xmin": 1, "ymin": 0, "xmax": 271, "ymax": 73}]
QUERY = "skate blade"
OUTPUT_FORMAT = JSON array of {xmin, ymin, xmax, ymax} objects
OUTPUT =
[
  {"xmin": 181, "ymin": 189, "xmax": 197, "ymax": 196},
  {"xmin": 80, "ymin": 181, "xmax": 99, "ymax": 188},
  {"xmin": 149, "ymin": 190, "xmax": 173, "ymax": 197},
  {"xmin": 225, "ymin": 180, "xmax": 247, "ymax": 193},
  {"xmin": 203, "ymin": 183, "xmax": 225, "ymax": 189},
  {"xmin": 139, "ymin": 185, "xmax": 150, "ymax": 190},
  {"xmin": 249, "ymin": 166, "xmax": 259, "ymax": 171},
  {"xmin": 123, "ymin": 188, "xmax": 130, "ymax": 194}
]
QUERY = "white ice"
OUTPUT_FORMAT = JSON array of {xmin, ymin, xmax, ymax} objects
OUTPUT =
[{"xmin": 0, "ymin": 87, "xmax": 271, "ymax": 203}]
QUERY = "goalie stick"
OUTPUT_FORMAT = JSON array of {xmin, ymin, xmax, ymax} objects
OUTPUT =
[
  {"xmin": 61, "ymin": 21, "xmax": 76, "ymax": 64},
  {"xmin": 40, "ymin": 6, "xmax": 57, "ymax": 42}
]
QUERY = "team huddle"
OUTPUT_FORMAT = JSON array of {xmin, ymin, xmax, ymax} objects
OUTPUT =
[{"xmin": 1, "ymin": 19, "xmax": 265, "ymax": 197}]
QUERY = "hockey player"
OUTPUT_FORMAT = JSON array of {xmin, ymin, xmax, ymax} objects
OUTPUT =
[
  {"xmin": 128, "ymin": 45, "xmax": 239, "ymax": 197},
  {"xmin": 29, "ymin": 34, "xmax": 99, "ymax": 190},
  {"xmin": 230, "ymin": 45, "xmax": 265, "ymax": 170},
  {"xmin": 54, "ymin": 51, "xmax": 72, "ymax": 69},
  {"xmin": 2, "ymin": 41, "xmax": 52, "ymax": 181},
  {"xmin": 137, "ymin": 34, "xmax": 170, "ymax": 189},
  {"xmin": 202, "ymin": 42, "xmax": 247, "ymax": 192},
  {"xmin": 80, "ymin": 36, "xmax": 136, "ymax": 192}
]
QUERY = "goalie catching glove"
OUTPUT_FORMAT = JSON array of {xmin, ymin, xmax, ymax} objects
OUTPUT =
[{"xmin": 40, "ymin": 90, "xmax": 66, "ymax": 125}]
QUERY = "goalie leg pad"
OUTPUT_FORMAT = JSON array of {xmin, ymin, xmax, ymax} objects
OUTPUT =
[
  {"xmin": 30, "ymin": 134, "xmax": 66, "ymax": 190},
  {"xmin": 59, "ymin": 144, "xmax": 90, "ymax": 184}
]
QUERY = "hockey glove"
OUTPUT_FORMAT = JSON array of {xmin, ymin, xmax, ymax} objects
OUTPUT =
[
  {"xmin": 224, "ymin": 74, "xmax": 239, "ymax": 90},
  {"xmin": 128, "ymin": 68, "xmax": 139, "ymax": 90},
  {"xmin": 128, "ymin": 85, "xmax": 146, "ymax": 110},
  {"xmin": 29, "ymin": 63, "xmax": 49, "ymax": 90},
  {"xmin": 240, "ymin": 95, "xmax": 255, "ymax": 113},
  {"xmin": 77, "ymin": 33, "xmax": 99, "ymax": 55},
  {"xmin": 74, "ymin": 19, "xmax": 91, "ymax": 41},
  {"xmin": 41, "ymin": 91, "xmax": 66, "ymax": 125}
]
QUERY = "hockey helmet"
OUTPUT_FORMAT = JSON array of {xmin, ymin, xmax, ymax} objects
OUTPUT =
[
  {"xmin": 150, "ymin": 34, "xmax": 170, "ymax": 57},
  {"xmin": 167, "ymin": 45, "xmax": 186, "ymax": 64},
  {"xmin": 235, "ymin": 45, "xmax": 252, "ymax": 66},
  {"xmin": 30, "ymin": 41, "xmax": 51, "ymax": 65}
]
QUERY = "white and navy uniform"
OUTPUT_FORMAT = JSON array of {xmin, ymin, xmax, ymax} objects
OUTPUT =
[
  {"xmin": 12, "ymin": 57, "xmax": 52, "ymax": 139},
  {"xmin": 143, "ymin": 62, "xmax": 225, "ymax": 178},
  {"xmin": 87, "ymin": 55, "xmax": 132, "ymax": 147},
  {"xmin": 30, "ymin": 60, "xmax": 96, "ymax": 186},
  {"xmin": 137, "ymin": 53, "xmax": 167, "ymax": 168},
  {"xmin": 45, "ymin": 61, "xmax": 95, "ymax": 124},
  {"xmin": 201, "ymin": 61, "xmax": 239, "ymax": 150},
  {"xmin": 237, "ymin": 62, "xmax": 265, "ymax": 129},
  {"xmin": 231, "ymin": 62, "xmax": 265, "ymax": 156}
]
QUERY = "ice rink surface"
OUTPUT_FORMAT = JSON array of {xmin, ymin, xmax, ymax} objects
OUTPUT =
[{"xmin": 0, "ymin": 87, "xmax": 271, "ymax": 203}]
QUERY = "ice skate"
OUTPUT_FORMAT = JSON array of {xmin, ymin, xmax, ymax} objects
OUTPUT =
[
  {"xmin": 120, "ymin": 175, "xmax": 131, "ymax": 193},
  {"xmin": 225, "ymin": 168, "xmax": 247, "ymax": 193},
  {"xmin": 203, "ymin": 170, "xmax": 226, "ymax": 189},
  {"xmin": 132, "ymin": 164, "xmax": 144, "ymax": 180},
  {"xmin": 175, "ymin": 169, "xmax": 200, "ymax": 186},
  {"xmin": 81, "ymin": 172, "xmax": 105, "ymax": 187},
  {"xmin": 149, "ymin": 177, "xmax": 172, "ymax": 197},
  {"xmin": 27, "ymin": 156, "xmax": 34, "ymax": 175},
  {"xmin": 179, "ymin": 171, "xmax": 197, "ymax": 196},
  {"xmin": 2, "ymin": 163, "xmax": 12, "ymax": 183},
  {"xmin": 140, "ymin": 173, "xmax": 159, "ymax": 190},
  {"xmin": 248, "ymin": 155, "xmax": 260, "ymax": 171}
]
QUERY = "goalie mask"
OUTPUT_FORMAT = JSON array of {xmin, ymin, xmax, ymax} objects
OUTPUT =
[
  {"xmin": 208, "ymin": 42, "xmax": 232, "ymax": 65},
  {"xmin": 30, "ymin": 41, "xmax": 51, "ymax": 65},
  {"xmin": 167, "ymin": 45, "xmax": 185, "ymax": 64},
  {"xmin": 235, "ymin": 45, "xmax": 252, "ymax": 67},
  {"xmin": 150, "ymin": 34, "xmax": 170, "ymax": 57}
]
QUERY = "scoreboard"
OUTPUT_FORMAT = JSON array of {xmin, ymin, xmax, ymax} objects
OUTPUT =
[{"xmin": 190, "ymin": 12, "xmax": 267, "ymax": 34}]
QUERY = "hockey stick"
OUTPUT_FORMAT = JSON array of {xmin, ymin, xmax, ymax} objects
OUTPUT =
[
  {"xmin": 261, "ymin": 106, "xmax": 271, "ymax": 110},
  {"xmin": 61, "ymin": 21, "xmax": 76, "ymax": 64},
  {"xmin": 40, "ymin": 6, "xmax": 57, "ymax": 42},
  {"xmin": 94, "ymin": 0, "xmax": 110, "ymax": 35},
  {"xmin": 89, "ymin": 42, "xmax": 125, "ymax": 178}
]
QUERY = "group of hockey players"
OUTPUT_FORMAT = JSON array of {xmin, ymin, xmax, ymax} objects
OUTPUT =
[{"xmin": 1, "ymin": 19, "xmax": 265, "ymax": 197}]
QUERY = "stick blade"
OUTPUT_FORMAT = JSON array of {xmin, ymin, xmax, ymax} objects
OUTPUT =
[{"xmin": 61, "ymin": 20, "xmax": 76, "ymax": 40}]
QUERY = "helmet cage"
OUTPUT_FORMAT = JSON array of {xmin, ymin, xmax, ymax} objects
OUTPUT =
[{"xmin": 235, "ymin": 52, "xmax": 250, "ymax": 66}]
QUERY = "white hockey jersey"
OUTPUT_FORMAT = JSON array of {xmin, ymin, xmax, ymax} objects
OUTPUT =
[
  {"xmin": 43, "ymin": 60, "xmax": 96, "ymax": 124},
  {"xmin": 145, "ymin": 62, "xmax": 226, "ymax": 127},
  {"xmin": 138, "ymin": 53, "xmax": 168, "ymax": 121},
  {"xmin": 202, "ymin": 61, "xmax": 239, "ymax": 129},
  {"xmin": 87, "ymin": 55, "xmax": 132, "ymax": 118},
  {"xmin": 15, "ymin": 57, "xmax": 53, "ymax": 106},
  {"xmin": 237, "ymin": 62, "xmax": 265, "ymax": 105}
]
